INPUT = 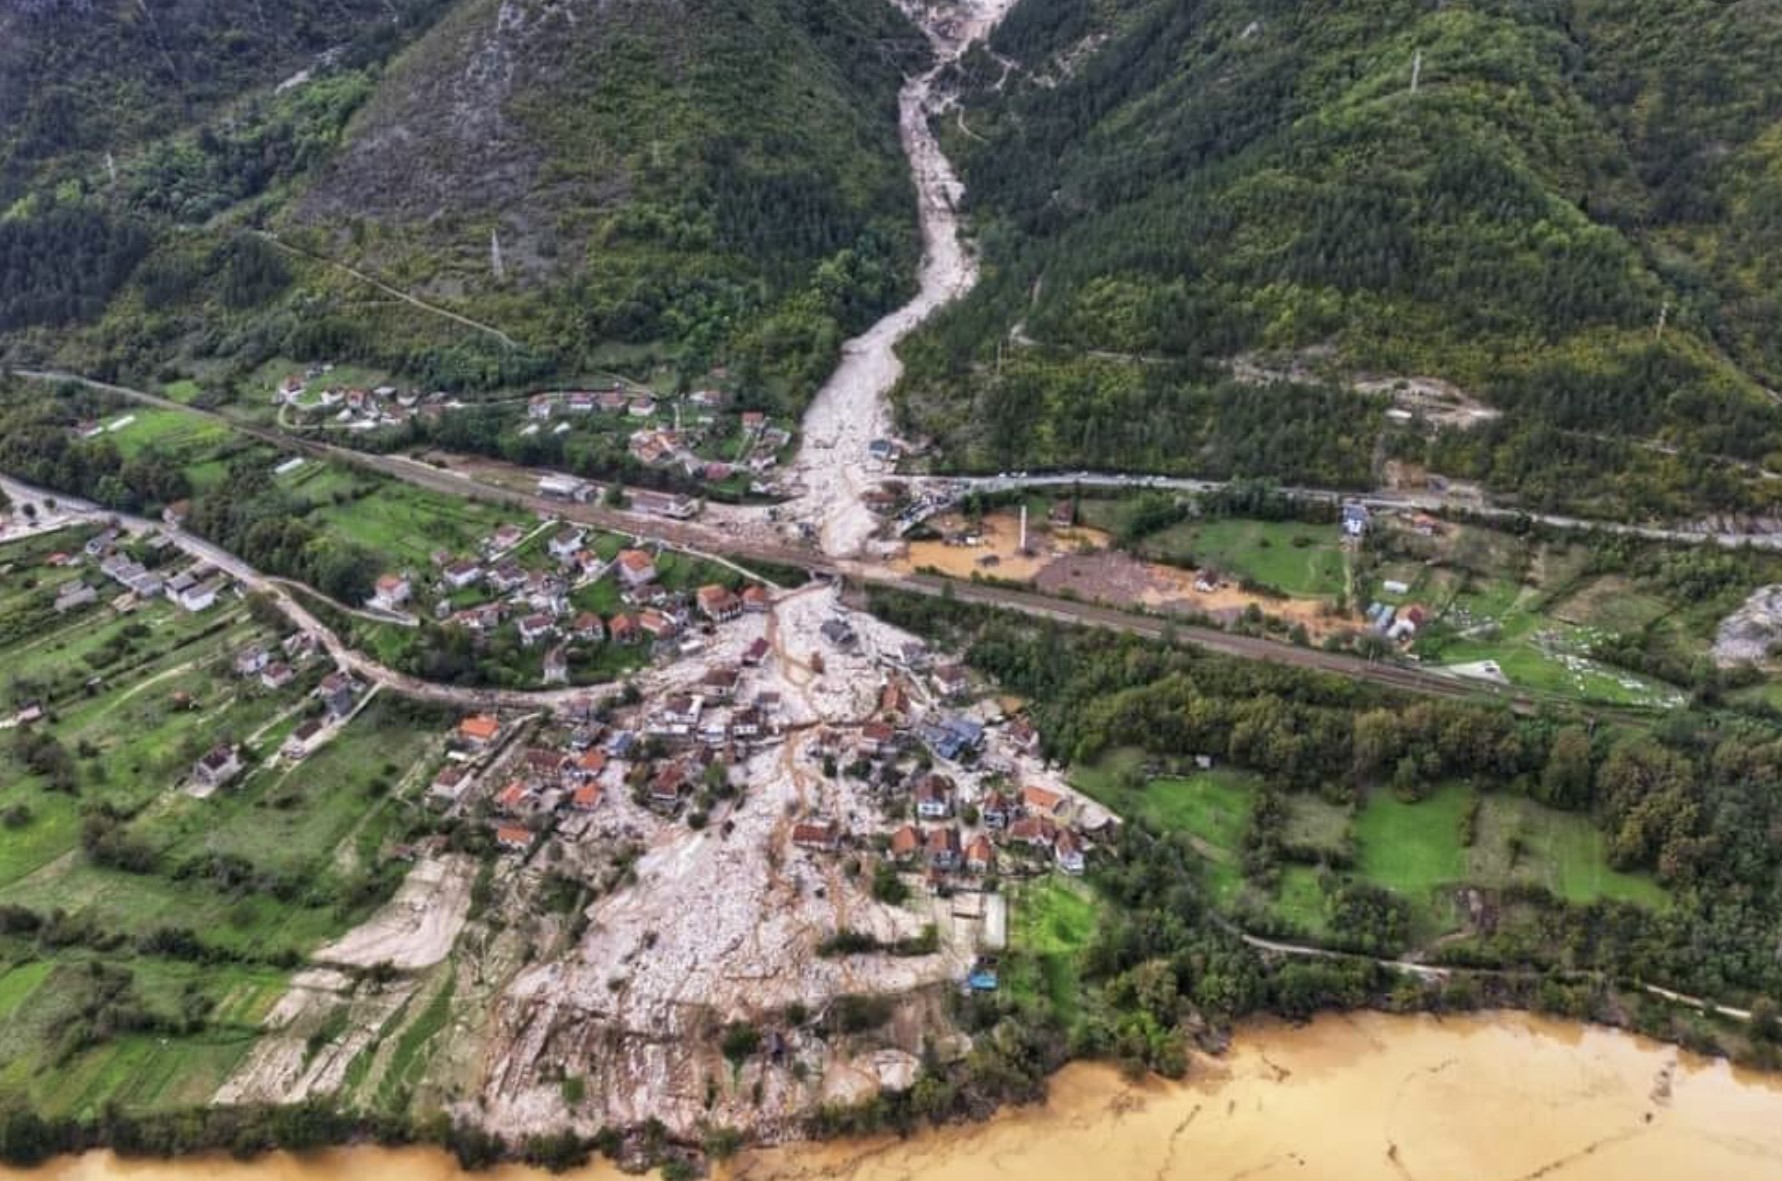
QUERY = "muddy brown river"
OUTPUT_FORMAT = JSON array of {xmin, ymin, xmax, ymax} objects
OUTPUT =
[{"xmin": 6, "ymin": 1012, "xmax": 1780, "ymax": 1181}]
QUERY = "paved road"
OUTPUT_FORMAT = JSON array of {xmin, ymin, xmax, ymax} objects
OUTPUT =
[
  {"xmin": 1, "ymin": 472, "xmax": 622, "ymax": 712},
  {"xmin": 929, "ymin": 472, "xmax": 1782, "ymax": 550}
]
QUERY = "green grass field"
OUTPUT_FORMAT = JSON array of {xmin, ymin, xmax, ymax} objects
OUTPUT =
[
  {"xmin": 1005, "ymin": 877, "xmax": 1100, "ymax": 1023},
  {"xmin": 1146, "ymin": 518, "xmax": 1347, "ymax": 597},
  {"xmin": 102, "ymin": 407, "xmax": 231, "ymax": 461},
  {"xmin": 1071, "ymin": 749, "xmax": 1254, "ymax": 906},
  {"xmin": 1356, "ymin": 783, "xmax": 1666, "ymax": 911},
  {"xmin": 312, "ymin": 484, "xmax": 515, "ymax": 568}
]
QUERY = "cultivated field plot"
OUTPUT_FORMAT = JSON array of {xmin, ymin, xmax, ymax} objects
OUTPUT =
[
  {"xmin": 310, "ymin": 482, "xmax": 515, "ymax": 568},
  {"xmin": 0, "ymin": 529, "xmax": 446, "ymax": 1118},
  {"xmin": 1071, "ymin": 751, "xmax": 1667, "ymax": 951},
  {"xmin": 1142, "ymin": 518, "xmax": 1348, "ymax": 598}
]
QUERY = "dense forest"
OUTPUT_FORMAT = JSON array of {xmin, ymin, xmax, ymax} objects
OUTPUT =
[
  {"xmin": 895, "ymin": 0, "xmax": 1782, "ymax": 518},
  {"xmin": 0, "ymin": 0, "xmax": 930, "ymax": 425}
]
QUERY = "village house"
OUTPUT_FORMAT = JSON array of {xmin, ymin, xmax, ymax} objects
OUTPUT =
[
  {"xmin": 444, "ymin": 560, "xmax": 483, "ymax": 590},
  {"xmin": 859, "ymin": 720, "xmax": 896, "ymax": 760},
  {"xmin": 1009, "ymin": 816, "xmax": 1060, "ymax": 851},
  {"xmin": 609, "ymin": 613, "xmax": 642, "ymax": 645},
  {"xmin": 572, "ymin": 612, "xmax": 605, "ymax": 642},
  {"xmin": 879, "ymin": 679, "xmax": 911, "ymax": 723},
  {"xmin": 649, "ymin": 763, "xmax": 688, "ymax": 810},
  {"xmin": 518, "ymin": 614, "xmax": 556, "ymax": 646},
  {"xmin": 932, "ymin": 663, "xmax": 971, "ymax": 699},
  {"xmin": 981, "ymin": 791, "xmax": 1018, "ymax": 829},
  {"xmin": 548, "ymin": 527, "xmax": 586, "ymax": 561},
  {"xmin": 457, "ymin": 714, "xmax": 501, "ymax": 748},
  {"xmin": 616, "ymin": 549, "xmax": 658, "ymax": 587},
  {"xmin": 741, "ymin": 636, "xmax": 771, "ymax": 666},
  {"xmin": 927, "ymin": 826, "xmax": 962, "ymax": 872},
  {"xmin": 628, "ymin": 396, "xmax": 657, "ymax": 418},
  {"xmin": 741, "ymin": 584, "xmax": 770, "ymax": 614},
  {"xmin": 522, "ymin": 747, "xmax": 571, "ymax": 785},
  {"xmin": 528, "ymin": 393, "xmax": 555, "ymax": 420},
  {"xmin": 54, "ymin": 582, "xmax": 97, "ymax": 613},
  {"xmin": 495, "ymin": 780, "xmax": 531, "ymax": 815},
  {"xmin": 638, "ymin": 609, "xmax": 678, "ymax": 641},
  {"xmin": 178, "ymin": 577, "xmax": 225, "ymax": 613},
  {"xmin": 573, "ymin": 749, "xmax": 607, "ymax": 781},
  {"xmin": 658, "ymin": 694, "xmax": 702, "ymax": 734},
  {"xmin": 793, "ymin": 820, "xmax": 842, "ymax": 853},
  {"xmin": 919, "ymin": 715, "xmax": 984, "ymax": 762},
  {"xmin": 430, "ymin": 765, "xmax": 471, "ymax": 804},
  {"xmin": 496, "ymin": 825, "xmax": 534, "ymax": 853},
  {"xmin": 696, "ymin": 584, "xmax": 742, "ymax": 622},
  {"xmin": 235, "ymin": 647, "xmax": 270, "ymax": 678},
  {"xmin": 1022, "ymin": 785, "xmax": 1065, "ymax": 816},
  {"xmin": 260, "ymin": 662, "xmax": 295, "ymax": 691},
  {"xmin": 192, "ymin": 744, "xmax": 243, "ymax": 790},
  {"xmin": 702, "ymin": 666, "xmax": 739, "ymax": 701},
  {"xmin": 282, "ymin": 719, "xmax": 326, "ymax": 762},
  {"xmin": 1055, "ymin": 830, "xmax": 1087, "ymax": 875},
  {"xmin": 1006, "ymin": 717, "xmax": 1041, "ymax": 756},
  {"xmin": 371, "ymin": 573, "xmax": 412, "ymax": 610},
  {"xmin": 571, "ymin": 782, "xmax": 603, "ymax": 811},
  {"xmin": 915, "ymin": 774, "xmax": 955, "ymax": 820},
  {"xmin": 543, "ymin": 645, "xmax": 570, "ymax": 685},
  {"xmin": 488, "ymin": 524, "xmax": 528, "ymax": 554},
  {"xmin": 319, "ymin": 671, "xmax": 358, "ymax": 719},
  {"xmin": 566, "ymin": 390, "xmax": 598, "ymax": 413},
  {"xmin": 162, "ymin": 500, "xmax": 191, "ymax": 529},
  {"xmin": 965, "ymin": 834, "xmax": 995, "ymax": 874},
  {"xmin": 820, "ymin": 618, "xmax": 857, "ymax": 648},
  {"xmin": 1342, "ymin": 501, "xmax": 1371, "ymax": 538},
  {"xmin": 730, "ymin": 707, "xmax": 762, "ymax": 740},
  {"xmin": 595, "ymin": 389, "xmax": 629, "ymax": 413},
  {"xmin": 890, "ymin": 824, "xmax": 923, "ymax": 864}
]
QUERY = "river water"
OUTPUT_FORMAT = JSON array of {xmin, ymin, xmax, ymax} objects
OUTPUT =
[{"xmin": 9, "ymin": 1012, "xmax": 1780, "ymax": 1181}]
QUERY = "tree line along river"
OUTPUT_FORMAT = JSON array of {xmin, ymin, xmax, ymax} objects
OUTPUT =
[{"xmin": 5, "ymin": 1012, "xmax": 1781, "ymax": 1181}]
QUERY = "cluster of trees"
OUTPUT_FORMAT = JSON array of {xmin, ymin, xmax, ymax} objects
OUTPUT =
[
  {"xmin": 873, "ymin": 588, "xmax": 1782, "ymax": 1003},
  {"xmin": 0, "ymin": 0, "xmax": 455, "ymax": 204},
  {"xmin": 0, "ymin": 206, "xmax": 149, "ymax": 331},
  {"xmin": 891, "ymin": 0, "xmax": 1782, "ymax": 517}
]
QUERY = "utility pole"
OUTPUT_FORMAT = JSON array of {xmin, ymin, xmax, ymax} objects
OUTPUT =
[
  {"xmin": 1410, "ymin": 48, "xmax": 1423, "ymax": 95},
  {"xmin": 490, "ymin": 230, "xmax": 506, "ymax": 282},
  {"xmin": 1656, "ymin": 300, "xmax": 1670, "ymax": 342}
]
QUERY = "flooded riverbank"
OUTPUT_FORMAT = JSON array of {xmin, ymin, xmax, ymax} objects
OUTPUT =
[{"xmin": 8, "ymin": 1011, "xmax": 1780, "ymax": 1181}]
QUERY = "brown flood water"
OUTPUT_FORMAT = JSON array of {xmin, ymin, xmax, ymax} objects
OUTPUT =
[{"xmin": 7, "ymin": 1012, "xmax": 1781, "ymax": 1181}]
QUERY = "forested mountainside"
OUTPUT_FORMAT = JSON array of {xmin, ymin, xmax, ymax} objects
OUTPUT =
[
  {"xmin": 0, "ymin": 0, "xmax": 926, "ymax": 410},
  {"xmin": 0, "ymin": 0, "xmax": 452, "ymax": 205},
  {"xmin": 899, "ymin": 0, "xmax": 1782, "ymax": 517}
]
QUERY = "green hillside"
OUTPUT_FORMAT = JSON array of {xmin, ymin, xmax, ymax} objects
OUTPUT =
[
  {"xmin": 898, "ymin": 0, "xmax": 1782, "ymax": 517},
  {"xmin": 0, "ymin": 0, "xmax": 927, "ymax": 414}
]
